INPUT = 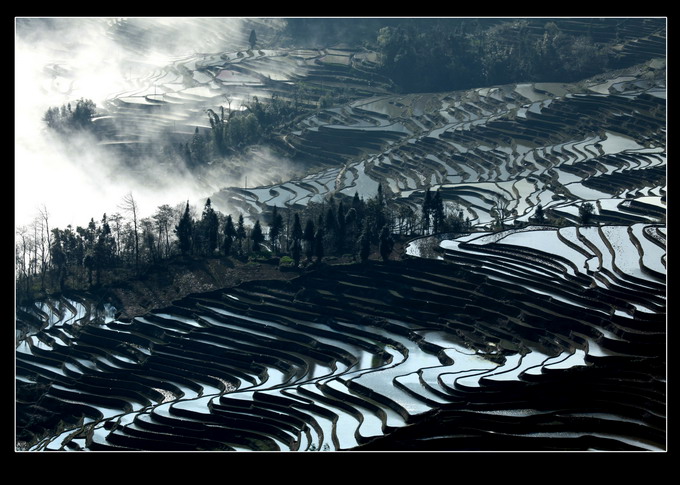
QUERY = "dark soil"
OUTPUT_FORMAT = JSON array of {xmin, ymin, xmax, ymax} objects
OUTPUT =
[
  {"xmin": 99, "ymin": 237, "xmax": 410, "ymax": 320},
  {"xmin": 103, "ymin": 256, "xmax": 298, "ymax": 320}
]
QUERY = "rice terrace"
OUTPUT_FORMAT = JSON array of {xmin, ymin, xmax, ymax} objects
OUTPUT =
[{"xmin": 15, "ymin": 17, "xmax": 666, "ymax": 452}]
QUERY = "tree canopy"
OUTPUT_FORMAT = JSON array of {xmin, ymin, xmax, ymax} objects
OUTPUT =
[{"xmin": 43, "ymin": 98, "xmax": 97, "ymax": 134}]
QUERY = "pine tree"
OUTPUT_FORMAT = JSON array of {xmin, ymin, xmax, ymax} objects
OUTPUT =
[
  {"xmin": 374, "ymin": 183, "xmax": 386, "ymax": 235},
  {"xmin": 291, "ymin": 213, "xmax": 303, "ymax": 267},
  {"xmin": 50, "ymin": 229, "xmax": 67, "ymax": 291},
  {"xmin": 344, "ymin": 207, "xmax": 358, "ymax": 251},
  {"xmin": 223, "ymin": 214, "xmax": 236, "ymax": 256},
  {"xmin": 359, "ymin": 222, "xmax": 371, "ymax": 263},
  {"xmin": 422, "ymin": 188, "xmax": 433, "ymax": 234},
  {"xmin": 251, "ymin": 220, "xmax": 264, "ymax": 252},
  {"xmin": 314, "ymin": 227, "xmax": 325, "ymax": 262},
  {"xmin": 336, "ymin": 200, "xmax": 347, "ymax": 253},
  {"xmin": 190, "ymin": 127, "xmax": 208, "ymax": 166},
  {"xmin": 379, "ymin": 225, "xmax": 394, "ymax": 262},
  {"xmin": 94, "ymin": 213, "xmax": 116, "ymax": 284},
  {"xmin": 175, "ymin": 201, "xmax": 193, "ymax": 255},
  {"xmin": 352, "ymin": 191, "xmax": 365, "ymax": 220},
  {"xmin": 534, "ymin": 204, "xmax": 545, "ymax": 223},
  {"xmin": 200, "ymin": 198, "xmax": 219, "ymax": 256},
  {"xmin": 432, "ymin": 189, "xmax": 445, "ymax": 233},
  {"xmin": 249, "ymin": 29, "xmax": 257, "ymax": 50},
  {"xmin": 120, "ymin": 193, "xmax": 140, "ymax": 270},
  {"xmin": 269, "ymin": 206, "xmax": 284, "ymax": 254},
  {"xmin": 303, "ymin": 219, "xmax": 315, "ymax": 261},
  {"xmin": 236, "ymin": 214, "xmax": 246, "ymax": 256}
]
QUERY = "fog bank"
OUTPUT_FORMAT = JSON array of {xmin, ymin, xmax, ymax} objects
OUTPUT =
[{"xmin": 15, "ymin": 17, "xmax": 259, "ymax": 230}]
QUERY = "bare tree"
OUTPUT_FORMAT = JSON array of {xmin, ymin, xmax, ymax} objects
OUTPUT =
[
  {"xmin": 38, "ymin": 205, "xmax": 51, "ymax": 289},
  {"xmin": 492, "ymin": 192, "xmax": 510, "ymax": 229},
  {"xmin": 119, "ymin": 193, "xmax": 140, "ymax": 270},
  {"xmin": 15, "ymin": 225, "xmax": 32, "ymax": 299},
  {"xmin": 109, "ymin": 212, "xmax": 124, "ymax": 259},
  {"xmin": 153, "ymin": 204, "xmax": 176, "ymax": 259}
]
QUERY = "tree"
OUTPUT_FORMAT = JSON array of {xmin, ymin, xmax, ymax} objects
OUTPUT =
[
  {"xmin": 109, "ymin": 212, "xmax": 124, "ymax": 259},
  {"xmin": 579, "ymin": 202, "xmax": 596, "ymax": 225},
  {"xmin": 199, "ymin": 198, "xmax": 219, "ymax": 256},
  {"xmin": 175, "ymin": 201, "xmax": 194, "ymax": 255},
  {"xmin": 50, "ymin": 229, "xmax": 67, "ymax": 291},
  {"xmin": 422, "ymin": 188, "xmax": 433, "ymax": 234},
  {"xmin": 335, "ymin": 200, "xmax": 347, "ymax": 253},
  {"xmin": 251, "ymin": 220, "xmax": 265, "ymax": 252},
  {"xmin": 359, "ymin": 222, "xmax": 371, "ymax": 263},
  {"xmin": 269, "ymin": 206, "xmax": 284, "ymax": 254},
  {"xmin": 120, "ymin": 193, "xmax": 140, "ymax": 269},
  {"xmin": 189, "ymin": 127, "xmax": 208, "ymax": 166},
  {"xmin": 373, "ymin": 183, "xmax": 387, "ymax": 236},
  {"xmin": 492, "ymin": 192, "xmax": 510, "ymax": 229},
  {"xmin": 83, "ymin": 251, "xmax": 95, "ymax": 287},
  {"xmin": 352, "ymin": 191, "xmax": 365, "ymax": 224},
  {"xmin": 94, "ymin": 213, "xmax": 116, "ymax": 284},
  {"xmin": 43, "ymin": 98, "xmax": 97, "ymax": 133},
  {"xmin": 71, "ymin": 98, "xmax": 97, "ymax": 130},
  {"xmin": 236, "ymin": 214, "xmax": 247, "ymax": 256},
  {"xmin": 291, "ymin": 213, "xmax": 303, "ymax": 267},
  {"xmin": 303, "ymin": 219, "xmax": 315, "ymax": 261},
  {"xmin": 37, "ymin": 205, "xmax": 52, "ymax": 290},
  {"xmin": 16, "ymin": 226, "xmax": 32, "ymax": 300},
  {"xmin": 314, "ymin": 227, "xmax": 325, "ymax": 262},
  {"xmin": 81, "ymin": 218, "xmax": 97, "ymax": 287},
  {"xmin": 140, "ymin": 218, "xmax": 158, "ymax": 264},
  {"xmin": 152, "ymin": 205, "xmax": 175, "ymax": 259},
  {"xmin": 344, "ymin": 207, "xmax": 359, "ymax": 250},
  {"xmin": 379, "ymin": 225, "xmax": 394, "ymax": 262},
  {"xmin": 223, "ymin": 214, "xmax": 236, "ymax": 256},
  {"xmin": 249, "ymin": 29, "xmax": 257, "ymax": 50},
  {"xmin": 432, "ymin": 189, "xmax": 445, "ymax": 233},
  {"xmin": 207, "ymin": 107, "xmax": 228, "ymax": 155},
  {"xmin": 534, "ymin": 204, "xmax": 545, "ymax": 223}
]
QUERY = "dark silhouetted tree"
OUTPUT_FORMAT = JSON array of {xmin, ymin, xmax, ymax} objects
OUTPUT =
[
  {"xmin": 189, "ymin": 127, "xmax": 209, "ymax": 166},
  {"xmin": 314, "ymin": 227, "xmax": 325, "ymax": 262},
  {"xmin": 492, "ymin": 192, "xmax": 510, "ymax": 229},
  {"xmin": 43, "ymin": 98, "xmax": 97, "ymax": 133},
  {"xmin": 359, "ymin": 222, "xmax": 371, "ymax": 263},
  {"xmin": 534, "ymin": 204, "xmax": 545, "ymax": 223},
  {"xmin": 223, "ymin": 215, "xmax": 236, "ymax": 256},
  {"xmin": 199, "ymin": 198, "xmax": 219, "ymax": 256},
  {"xmin": 421, "ymin": 188, "xmax": 433, "ymax": 234},
  {"xmin": 251, "ymin": 220, "xmax": 264, "ymax": 252},
  {"xmin": 236, "ymin": 214, "xmax": 246, "ymax": 256},
  {"xmin": 94, "ymin": 213, "xmax": 116, "ymax": 284},
  {"xmin": 50, "ymin": 229, "xmax": 67, "ymax": 291},
  {"xmin": 336, "ymin": 200, "xmax": 347, "ymax": 253},
  {"xmin": 291, "ymin": 213, "xmax": 303, "ymax": 267},
  {"xmin": 579, "ymin": 202, "xmax": 596, "ymax": 225},
  {"xmin": 269, "ymin": 206, "xmax": 284, "ymax": 254},
  {"xmin": 379, "ymin": 225, "xmax": 394, "ymax": 262},
  {"xmin": 175, "ymin": 201, "xmax": 193, "ymax": 255},
  {"xmin": 344, "ymin": 207, "xmax": 358, "ymax": 251},
  {"xmin": 432, "ymin": 189, "xmax": 445, "ymax": 234},
  {"xmin": 303, "ymin": 219, "xmax": 315, "ymax": 261}
]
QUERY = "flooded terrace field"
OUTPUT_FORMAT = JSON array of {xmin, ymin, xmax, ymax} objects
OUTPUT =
[{"xmin": 18, "ymin": 234, "xmax": 665, "ymax": 451}]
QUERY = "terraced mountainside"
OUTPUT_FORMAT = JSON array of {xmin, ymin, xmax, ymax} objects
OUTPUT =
[
  {"xmin": 16, "ymin": 18, "xmax": 666, "ymax": 452},
  {"xmin": 213, "ymin": 69, "xmax": 666, "ymax": 227},
  {"xmin": 17, "ymin": 242, "xmax": 665, "ymax": 451}
]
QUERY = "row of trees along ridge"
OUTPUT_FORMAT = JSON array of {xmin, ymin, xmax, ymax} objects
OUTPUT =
[{"xmin": 16, "ymin": 182, "xmax": 486, "ymax": 305}]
